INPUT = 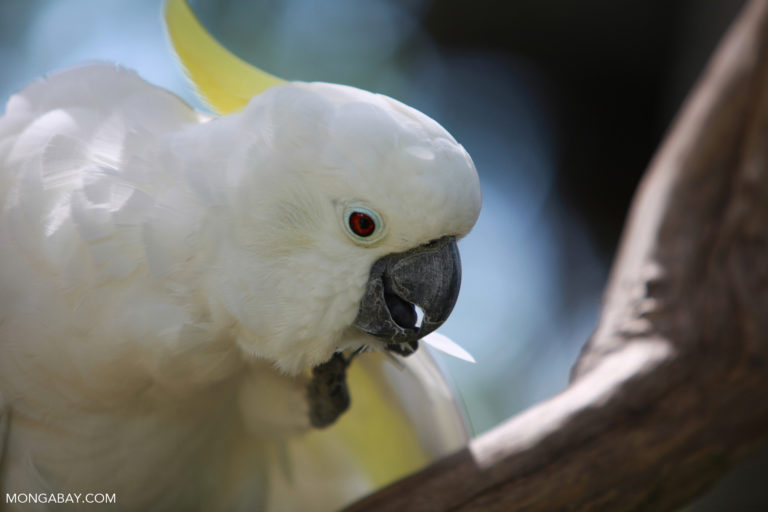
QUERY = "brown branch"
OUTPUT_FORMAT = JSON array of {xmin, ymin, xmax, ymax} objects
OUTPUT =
[{"xmin": 344, "ymin": 1, "xmax": 768, "ymax": 510}]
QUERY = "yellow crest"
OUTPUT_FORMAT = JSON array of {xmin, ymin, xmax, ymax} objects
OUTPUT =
[{"xmin": 164, "ymin": 0, "xmax": 285, "ymax": 114}]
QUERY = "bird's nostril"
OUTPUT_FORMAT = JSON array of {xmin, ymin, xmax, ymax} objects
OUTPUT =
[{"xmin": 384, "ymin": 292, "xmax": 417, "ymax": 329}]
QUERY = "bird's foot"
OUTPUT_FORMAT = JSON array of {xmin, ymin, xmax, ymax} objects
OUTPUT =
[{"xmin": 306, "ymin": 352, "xmax": 351, "ymax": 429}]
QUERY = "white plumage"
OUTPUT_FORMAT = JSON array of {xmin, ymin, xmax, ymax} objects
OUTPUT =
[{"xmin": 0, "ymin": 64, "xmax": 481, "ymax": 510}]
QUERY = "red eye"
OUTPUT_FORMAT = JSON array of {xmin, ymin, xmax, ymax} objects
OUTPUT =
[{"xmin": 348, "ymin": 211, "xmax": 376, "ymax": 237}]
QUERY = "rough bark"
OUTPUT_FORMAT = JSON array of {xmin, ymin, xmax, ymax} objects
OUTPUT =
[{"xmin": 343, "ymin": 0, "xmax": 768, "ymax": 510}]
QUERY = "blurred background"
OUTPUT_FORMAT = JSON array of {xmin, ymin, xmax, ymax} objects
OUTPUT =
[{"xmin": 1, "ymin": 0, "xmax": 764, "ymax": 509}]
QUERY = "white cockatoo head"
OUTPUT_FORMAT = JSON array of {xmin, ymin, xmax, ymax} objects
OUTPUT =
[{"xmin": 187, "ymin": 83, "xmax": 480, "ymax": 373}]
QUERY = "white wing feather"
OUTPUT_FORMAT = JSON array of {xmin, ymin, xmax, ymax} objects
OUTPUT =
[{"xmin": 0, "ymin": 64, "xmax": 247, "ymax": 509}]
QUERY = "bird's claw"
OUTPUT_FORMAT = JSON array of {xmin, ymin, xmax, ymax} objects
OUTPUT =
[{"xmin": 307, "ymin": 353, "xmax": 351, "ymax": 428}]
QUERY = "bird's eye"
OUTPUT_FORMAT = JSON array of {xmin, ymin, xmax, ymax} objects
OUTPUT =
[
  {"xmin": 349, "ymin": 211, "xmax": 376, "ymax": 237},
  {"xmin": 343, "ymin": 206, "xmax": 384, "ymax": 244}
]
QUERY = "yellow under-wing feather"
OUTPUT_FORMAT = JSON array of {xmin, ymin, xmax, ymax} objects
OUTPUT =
[
  {"xmin": 164, "ymin": 0, "xmax": 284, "ymax": 114},
  {"xmin": 269, "ymin": 351, "xmax": 459, "ymax": 510},
  {"xmin": 308, "ymin": 354, "xmax": 431, "ymax": 488}
]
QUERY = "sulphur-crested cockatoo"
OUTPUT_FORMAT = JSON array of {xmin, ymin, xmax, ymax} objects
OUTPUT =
[{"xmin": 0, "ymin": 1, "xmax": 481, "ymax": 510}]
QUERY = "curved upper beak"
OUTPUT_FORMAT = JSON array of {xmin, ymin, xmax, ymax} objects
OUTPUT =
[{"xmin": 353, "ymin": 236, "xmax": 461, "ymax": 351}]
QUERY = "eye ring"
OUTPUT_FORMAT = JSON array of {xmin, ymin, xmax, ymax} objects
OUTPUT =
[{"xmin": 343, "ymin": 206, "xmax": 385, "ymax": 244}]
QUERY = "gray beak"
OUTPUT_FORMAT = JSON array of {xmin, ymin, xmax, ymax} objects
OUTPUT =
[{"xmin": 353, "ymin": 236, "xmax": 461, "ymax": 353}]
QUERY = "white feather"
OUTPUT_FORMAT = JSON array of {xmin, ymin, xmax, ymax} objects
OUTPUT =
[{"xmin": 422, "ymin": 331, "xmax": 477, "ymax": 363}]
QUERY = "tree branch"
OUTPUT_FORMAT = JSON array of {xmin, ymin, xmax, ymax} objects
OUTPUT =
[{"xmin": 344, "ymin": 0, "xmax": 768, "ymax": 510}]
